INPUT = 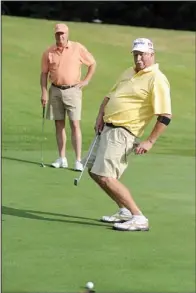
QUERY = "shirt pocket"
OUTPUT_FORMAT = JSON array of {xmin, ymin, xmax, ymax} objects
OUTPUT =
[{"xmin": 48, "ymin": 53, "xmax": 60, "ymax": 71}]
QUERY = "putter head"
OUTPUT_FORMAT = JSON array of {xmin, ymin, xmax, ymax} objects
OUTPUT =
[
  {"xmin": 74, "ymin": 178, "xmax": 78, "ymax": 186},
  {"xmin": 40, "ymin": 163, "xmax": 46, "ymax": 168}
]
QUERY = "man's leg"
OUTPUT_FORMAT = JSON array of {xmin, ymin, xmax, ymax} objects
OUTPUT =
[
  {"xmin": 64, "ymin": 87, "xmax": 83, "ymax": 170},
  {"xmin": 87, "ymin": 127, "xmax": 148, "ymax": 230},
  {"xmin": 89, "ymin": 172, "xmax": 149, "ymax": 231},
  {"xmin": 89, "ymin": 172, "xmax": 141, "ymax": 215},
  {"xmin": 55, "ymin": 120, "xmax": 66, "ymax": 158},
  {"xmin": 69, "ymin": 120, "xmax": 82, "ymax": 162},
  {"xmin": 88, "ymin": 170, "xmax": 123, "ymax": 208},
  {"xmin": 88, "ymin": 126, "xmax": 139, "ymax": 213},
  {"xmin": 46, "ymin": 85, "xmax": 68, "ymax": 168}
]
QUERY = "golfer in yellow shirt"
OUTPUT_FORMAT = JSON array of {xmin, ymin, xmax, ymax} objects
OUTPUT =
[{"xmin": 87, "ymin": 38, "xmax": 172, "ymax": 231}]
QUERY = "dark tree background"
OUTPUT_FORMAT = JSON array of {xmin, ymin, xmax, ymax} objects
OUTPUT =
[{"xmin": 1, "ymin": 1, "xmax": 196, "ymax": 31}]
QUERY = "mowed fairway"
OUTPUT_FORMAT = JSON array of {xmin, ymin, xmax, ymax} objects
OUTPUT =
[{"xmin": 2, "ymin": 16, "xmax": 195, "ymax": 293}]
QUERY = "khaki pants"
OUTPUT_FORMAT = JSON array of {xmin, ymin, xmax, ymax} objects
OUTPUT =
[
  {"xmin": 46, "ymin": 85, "xmax": 82, "ymax": 121},
  {"xmin": 86, "ymin": 126, "xmax": 137, "ymax": 179}
]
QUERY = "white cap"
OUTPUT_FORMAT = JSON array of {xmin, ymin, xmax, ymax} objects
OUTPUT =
[{"xmin": 132, "ymin": 38, "xmax": 154, "ymax": 52}]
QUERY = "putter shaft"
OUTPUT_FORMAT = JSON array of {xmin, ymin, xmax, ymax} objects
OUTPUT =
[
  {"xmin": 74, "ymin": 134, "xmax": 99, "ymax": 186},
  {"xmin": 40, "ymin": 106, "xmax": 46, "ymax": 166}
]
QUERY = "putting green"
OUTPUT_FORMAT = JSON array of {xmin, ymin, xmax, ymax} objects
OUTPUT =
[{"xmin": 2, "ymin": 16, "xmax": 195, "ymax": 292}]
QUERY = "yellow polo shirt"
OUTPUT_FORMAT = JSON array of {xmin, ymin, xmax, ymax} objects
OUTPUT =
[{"xmin": 104, "ymin": 64, "xmax": 172, "ymax": 137}]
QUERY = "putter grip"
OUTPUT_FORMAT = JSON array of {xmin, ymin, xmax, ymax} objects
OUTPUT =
[{"xmin": 42, "ymin": 106, "xmax": 46, "ymax": 118}]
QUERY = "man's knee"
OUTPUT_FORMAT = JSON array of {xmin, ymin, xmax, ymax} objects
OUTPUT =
[
  {"xmin": 88, "ymin": 171, "xmax": 113, "ymax": 186},
  {"xmin": 98, "ymin": 176, "xmax": 113, "ymax": 187},
  {"xmin": 55, "ymin": 120, "xmax": 65, "ymax": 130},
  {"xmin": 88, "ymin": 169, "xmax": 98, "ymax": 182},
  {"xmin": 70, "ymin": 120, "xmax": 80, "ymax": 131},
  {"xmin": 88, "ymin": 168, "xmax": 94, "ymax": 178}
]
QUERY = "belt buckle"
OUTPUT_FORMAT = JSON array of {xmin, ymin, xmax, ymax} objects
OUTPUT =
[{"xmin": 64, "ymin": 85, "xmax": 71, "ymax": 90}]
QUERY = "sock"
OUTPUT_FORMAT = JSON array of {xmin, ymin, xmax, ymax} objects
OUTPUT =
[
  {"xmin": 120, "ymin": 208, "xmax": 132, "ymax": 215},
  {"xmin": 133, "ymin": 215, "xmax": 147, "ymax": 222}
]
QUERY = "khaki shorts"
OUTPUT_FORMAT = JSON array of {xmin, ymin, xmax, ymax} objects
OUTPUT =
[
  {"xmin": 46, "ymin": 85, "xmax": 82, "ymax": 121},
  {"xmin": 86, "ymin": 126, "xmax": 137, "ymax": 179}
]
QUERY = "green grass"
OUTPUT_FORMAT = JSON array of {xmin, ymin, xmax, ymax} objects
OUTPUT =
[{"xmin": 2, "ymin": 16, "xmax": 195, "ymax": 293}]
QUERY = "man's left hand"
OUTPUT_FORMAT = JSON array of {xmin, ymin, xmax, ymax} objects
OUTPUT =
[
  {"xmin": 76, "ymin": 80, "xmax": 89, "ymax": 89},
  {"xmin": 135, "ymin": 140, "xmax": 154, "ymax": 155}
]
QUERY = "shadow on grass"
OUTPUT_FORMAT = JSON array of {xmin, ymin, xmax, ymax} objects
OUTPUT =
[
  {"xmin": 2, "ymin": 156, "xmax": 79, "ymax": 172},
  {"xmin": 2, "ymin": 206, "xmax": 108, "ymax": 227},
  {"xmin": 2, "ymin": 156, "xmax": 42, "ymax": 166}
]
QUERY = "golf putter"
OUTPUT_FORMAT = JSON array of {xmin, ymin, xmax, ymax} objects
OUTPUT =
[
  {"xmin": 74, "ymin": 134, "xmax": 99, "ymax": 186},
  {"xmin": 40, "ymin": 106, "xmax": 46, "ymax": 167}
]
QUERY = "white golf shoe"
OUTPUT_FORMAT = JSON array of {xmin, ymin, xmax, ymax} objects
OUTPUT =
[
  {"xmin": 101, "ymin": 209, "xmax": 132, "ymax": 223},
  {"xmin": 113, "ymin": 216, "xmax": 149, "ymax": 231},
  {"xmin": 74, "ymin": 160, "xmax": 84, "ymax": 171},
  {"xmin": 51, "ymin": 157, "xmax": 68, "ymax": 168}
]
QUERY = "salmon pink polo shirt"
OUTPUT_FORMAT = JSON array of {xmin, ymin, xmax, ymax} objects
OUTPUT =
[{"xmin": 41, "ymin": 41, "xmax": 96, "ymax": 86}]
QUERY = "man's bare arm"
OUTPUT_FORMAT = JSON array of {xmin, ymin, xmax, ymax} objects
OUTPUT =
[
  {"xmin": 94, "ymin": 97, "xmax": 110, "ymax": 133},
  {"xmin": 83, "ymin": 63, "xmax": 97, "ymax": 84},
  {"xmin": 40, "ymin": 72, "xmax": 48, "ymax": 106},
  {"xmin": 135, "ymin": 113, "xmax": 172, "ymax": 154},
  {"xmin": 77, "ymin": 63, "xmax": 97, "ymax": 89},
  {"xmin": 147, "ymin": 114, "xmax": 172, "ymax": 144},
  {"xmin": 97, "ymin": 97, "xmax": 110, "ymax": 118},
  {"xmin": 40, "ymin": 72, "xmax": 48, "ymax": 94}
]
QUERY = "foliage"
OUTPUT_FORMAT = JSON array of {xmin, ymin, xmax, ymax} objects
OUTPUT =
[{"xmin": 1, "ymin": 1, "xmax": 196, "ymax": 31}]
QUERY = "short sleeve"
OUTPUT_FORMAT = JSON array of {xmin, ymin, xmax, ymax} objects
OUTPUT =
[
  {"xmin": 79, "ymin": 44, "xmax": 96, "ymax": 66},
  {"xmin": 151, "ymin": 74, "xmax": 172, "ymax": 115},
  {"xmin": 41, "ymin": 51, "xmax": 49, "ymax": 73}
]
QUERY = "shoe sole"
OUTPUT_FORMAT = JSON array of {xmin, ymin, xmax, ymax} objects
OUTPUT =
[
  {"xmin": 100, "ymin": 219, "xmax": 127, "ymax": 223},
  {"xmin": 113, "ymin": 226, "xmax": 149, "ymax": 231},
  {"xmin": 51, "ymin": 165, "xmax": 68, "ymax": 168}
]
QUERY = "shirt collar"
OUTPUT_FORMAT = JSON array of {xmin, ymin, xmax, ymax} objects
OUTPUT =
[
  {"xmin": 143, "ymin": 63, "xmax": 159, "ymax": 72},
  {"xmin": 134, "ymin": 63, "xmax": 159, "ymax": 74},
  {"xmin": 53, "ymin": 41, "xmax": 71, "ymax": 51}
]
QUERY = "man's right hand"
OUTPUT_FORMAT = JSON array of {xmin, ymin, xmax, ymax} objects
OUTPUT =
[
  {"xmin": 41, "ymin": 92, "xmax": 48, "ymax": 107},
  {"xmin": 94, "ymin": 115, "xmax": 104, "ymax": 134}
]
